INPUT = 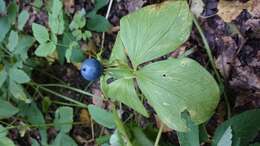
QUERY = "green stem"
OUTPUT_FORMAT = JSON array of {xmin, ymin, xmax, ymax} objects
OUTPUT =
[
  {"xmin": 112, "ymin": 106, "xmax": 133, "ymax": 146},
  {"xmin": 38, "ymin": 86, "xmax": 88, "ymax": 108},
  {"xmin": 192, "ymin": 15, "xmax": 231, "ymax": 118},
  {"xmin": 154, "ymin": 124, "xmax": 164, "ymax": 146},
  {"xmin": 39, "ymin": 83, "xmax": 102, "ymax": 99}
]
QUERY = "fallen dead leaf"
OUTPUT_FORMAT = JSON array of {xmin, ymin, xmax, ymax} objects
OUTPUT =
[
  {"xmin": 218, "ymin": 0, "xmax": 253, "ymax": 22},
  {"xmin": 80, "ymin": 109, "xmax": 91, "ymax": 127},
  {"xmin": 155, "ymin": 115, "xmax": 173, "ymax": 133}
]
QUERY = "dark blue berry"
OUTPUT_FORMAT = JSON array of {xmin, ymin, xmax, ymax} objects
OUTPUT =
[{"xmin": 80, "ymin": 59, "xmax": 103, "ymax": 81}]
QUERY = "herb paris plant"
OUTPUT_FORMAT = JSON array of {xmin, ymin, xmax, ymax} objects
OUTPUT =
[{"xmin": 101, "ymin": 0, "xmax": 220, "ymax": 132}]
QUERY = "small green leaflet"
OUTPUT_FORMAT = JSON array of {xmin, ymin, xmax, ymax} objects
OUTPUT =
[
  {"xmin": 88, "ymin": 104, "xmax": 115, "ymax": 129},
  {"xmin": 7, "ymin": 30, "xmax": 18, "ymax": 52},
  {"xmin": 32, "ymin": 23, "xmax": 49, "ymax": 44},
  {"xmin": 54, "ymin": 106, "xmax": 73, "ymax": 133},
  {"xmin": 51, "ymin": 132, "xmax": 77, "ymax": 146},
  {"xmin": 9, "ymin": 80, "xmax": 29, "ymax": 102},
  {"xmin": 18, "ymin": 10, "xmax": 30, "ymax": 30},
  {"xmin": 0, "ymin": 137, "xmax": 15, "ymax": 146},
  {"xmin": 0, "ymin": 17, "xmax": 10, "ymax": 42},
  {"xmin": 0, "ymin": 0, "xmax": 6, "ymax": 14},
  {"xmin": 9, "ymin": 67, "xmax": 30, "ymax": 83},
  {"xmin": 48, "ymin": 0, "xmax": 64, "ymax": 34},
  {"xmin": 0, "ymin": 125, "xmax": 7, "ymax": 137},
  {"xmin": 35, "ymin": 41, "xmax": 56, "ymax": 57},
  {"xmin": 0, "ymin": 69, "xmax": 7, "ymax": 88},
  {"xmin": 0, "ymin": 99, "xmax": 19, "ymax": 119}
]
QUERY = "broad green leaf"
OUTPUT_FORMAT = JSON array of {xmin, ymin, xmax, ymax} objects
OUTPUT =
[
  {"xmin": 48, "ymin": 0, "xmax": 64, "ymax": 34},
  {"xmin": 9, "ymin": 67, "xmax": 30, "ymax": 83},
  {"xmin": 0, "ymin": 0, "xmax": 6, "ymax": 14},
  {"xmin": 136, "ymin": 58, "xmax": 220, "ymax": 131},
  {"xmin": 51, "ymin": 132, "xmax": 77, "ymax": 146},
  {"xmin": 88, "ymin": 104, "xmax": 115, "ymax": 129},
  {"xmin": 0, "ymin": 17, "xmax": 10, "ymax": 42},
  {"xmin": 9, "ymin": 81, "xmax": 28, "ymax": 102},
  {"xmin": 54, "ymin": 106, "xmax": 73, "ymax": 133},
  {"xmin": 7, "ymin": 2, "xmax": 17, "ymax": 25},
  {"xmin": 0, "ymin": 137, "xmax": 15, "ymax": 146},
  {"xmin": 32, "ymin": 23, "xmax": 49, "ymax": 44},
  {"xmin": 212, "ymin": 109, "xmax": 260, "ymax": 146},
  {"xmin": 177, "ymin": 112, "xmax": 200, "ymax": 146},
  {"xmin": 0, "ymin": 69, "xmax": 7, "ymax": 88},
  {"xmin": 250, "ymin": 143, "xmax": 260, "ymax": 146},
  {"xmin": 18, "ymin": 102, "xmax": 47, "ymax": 145},
  {"xmin": 109, "ymin": 33, "xmax": 127, "ymax": 64},
  {"xmin": 18, "ymin": 10, "xmax": 30, "ymax": 30},
  {"xmin": 119, "ymin": 1, "xmax": 192, "ymax": 68},
  {"xmin": 217, "ymin": 127, "xmax": 232, "ymax": 146},
  {"xmin": 0, "ymin": 99, "xmax": 19, "ymax": 119},
  {"xmin": 104, "ymin": 78, "xmax": 148, "ymax": 117},
  {"xmin": 0, "ymin": 125, "xmax": 7, "ymax": 137},
  {"xmin": 35, "ymin": 41, "xmax": 56, "ymax": 57},
  {"xmin": 7, "ymin": 31, "xmax": 18, "ymax": 52},
  {"xmin": 87, "ymin": 15, "xmax": 111, "ymax": 32}
]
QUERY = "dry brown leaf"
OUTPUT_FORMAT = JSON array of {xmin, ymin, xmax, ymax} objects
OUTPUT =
[
  {"xmin": 80, "ymin": 109, "xmax": 91, "ymax": 127},
  {"xmin": 155, "ymin": 115, "xmax": 173, "ymax": 133},
  {"xmin": 218, "ymin": 0, "xmax": 254, "ymax": 22},
  {"xmin": 64, "ymin": 0, "xmax": 75, "ymax": 13}
]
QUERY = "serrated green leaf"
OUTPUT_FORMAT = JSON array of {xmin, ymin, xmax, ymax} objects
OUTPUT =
[
  {"xmin": 0, "ymin": 17, "xmax": 10, "ymax": 42},
  {"xmin": 0, "ymin": 69, "xmax": 7, "ymax": 88},
  {"xmin": 48, "ymin": 0, "xmax": 64, "ymax": 34},
  {"xmin": 35, "ymin": 41, "xmax": 56, "ymax": 57},
  {"xmin": 0, "ymin": 137, "xmax": 15, "ymax": 146},
  {"xmin": 212, "ymin": 109, "xmax": 260, "ymax": 146},
  {"xmin": 0, "ymin": 99, "xmax": 19, "ymax": 119},
  {"xmin": 88, "ymin": 104, "xmax": 115, "ymax": 129},
  {"xmin": 9, "ymin": 67, "xmax": 30, "ymax": 83},
  {"xmin": 87, "ymin": 15, "xmax": 111, "ymax": 32},
  {"xmin": 136, "ymin": 58, "xmax": 220, "ymax": 131},
  {"xmin": 119, "ymin": 1, "xmax": 192, "ymax": 68},
  {"xmin": 54, "ymin": 106, "xmax": 73, "ymax": 133},
  {"xmin": 7, "ymin": 30, "xmax": 18, "ymax": 52},
  {"xmin": 51, "ymin": 132, "xmax": 77, "ymax": 146},
  {"xmin": 32, "ymin": 23, "xmax": 49, "ymax": 44},
  {"xmin": 18, "ymin": 10, "xmax": 29, "ymax": 30},
  {"xmin": 217, "ymin": 126, "xmax": 232, "ymax": 146},
  {"xmin": 69, "ymin": 10, "xmax": 86, "ymax": 30},
  {"xmin": 65, "ymin": 41, "xmax": 77, "ymax": 63},
  {"xmin": 18, "ymin": 102, "xmax": 47, "ymax": 145},
  {"xmin": 0, "ymin": 0, "xmax": 6, "ymax": 14}
]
